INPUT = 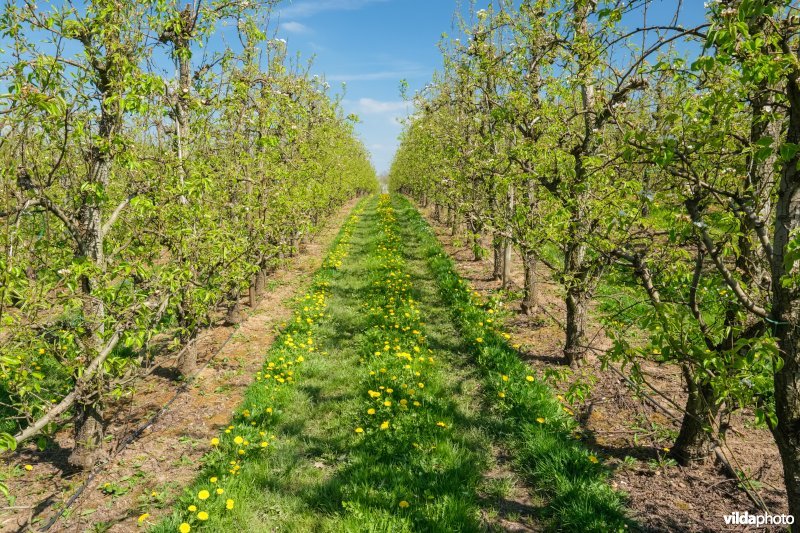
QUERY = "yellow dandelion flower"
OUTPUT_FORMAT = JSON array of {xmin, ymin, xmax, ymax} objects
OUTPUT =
[
  {"xmin": 588, "ymin": 455, "xmax": 599, "ymax": 464},
  {"xmin": 198, "ymin": 490, "xmax": 210, "ymax": 500},
  {"xmin": 536, "ymin": 417, "xmax": 545, "ymax": 424},
  {"xmin": 188, "ymin": 505, "xmax": 197, "ymax": 512},
  {"xmin": 355, "ymin": 427, "xmax": 364, "ymax": 433},
  {"xmin": 399, "ymin": 500, "xmax": 410, "ymax": 508},
  {"xmin": 367, "ymin": 408, "xmax": 376, "ymax": 415},
  {"xmin": 179, "ymin": 523, "xmax": 191, "ymax": 533},
  {"xmin": 502, "ymin": 375, "xmax": 509, "ymax": 382},
  {"xmin": 226, "ymin": 499, "xmax": 234, "ymax": 510},
  {"xmin": 380, "ymin": 421, "xmax": 390, "ymax": 430},
  {"xmin": 233, "ymin": 436, "xmax": 244, "ymax": 445},
  {"xmin": 498, "ymin": 392, "xmax": 506, "ymax": 398},
  {"xmin": 384, "ymin": 401, "xmax": 392, "ymax": 407},
  {"xmin": 137, "ymin": 513, "xmax": 150, "ymax": 523},
  {"xmin": 436, "ymin": 421, "xmax": 447, "ymax": 428},
  {"xmin": 216, "ymin": 488, "xmax": 224, "ymax": 495},
  {"xmin": 210, "ymin": 477, "xmax": 217, "ymax": 483},
  {"xmin": 24, "ymin": 464, "xmax": 33, "ymax": 471},
  {"xmin": 210, "ymin": 437, "xmax": 220, "ymax": 446},
  {"xmin": 475, "ymin": 337, "xmax": 483, "ymax": 343},
  {"xmin": 197, "ymin": 511, "xmax": 209, "ymax": 521},
  {"xmin": 526, "ymin": 376, "xmax": 534, "ymax": 382}
]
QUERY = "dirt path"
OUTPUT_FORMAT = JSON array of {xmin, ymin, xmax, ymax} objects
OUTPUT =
[{"xmin": 1, "ymin": 199, "xmax": 360, "ymax": 533}]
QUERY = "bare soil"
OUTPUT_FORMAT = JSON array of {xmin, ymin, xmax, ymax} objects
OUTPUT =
[
  {"xmin": 0, "ymin": 199, "xmax": 359, "ymax": 533},
  {"xmin": 421, "ymin": 206, "xmax": 788, "ymax": 533}
]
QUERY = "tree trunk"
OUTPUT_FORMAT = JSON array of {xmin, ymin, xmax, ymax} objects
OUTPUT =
[
  {"xmin": 502, "ymin": 186, "xmax": 515, "ymax": 289},
  {"xmin": 770, "ymin": 52, "xmax": 800, "ymax": 529},
  {"xmin": 502, "ymin": 239, "xmax": 512, "ymax": 289},
  {"xmin": 467, "ymin": 217, "xmax": 483, "ymax": 261},
  {"xmin": 69, "ymin": 94, "xmax": 115, "ymax": 470},
  {"xmin": 225, "ymin": 292, "xmax": 244, "ymax": 325},
  {"xmin": 521, "ymin": 249, "xmax": 537, "ymax": 315},
  {"xmin": 68, "ymin": 403, "xmax": 104, "ymax": 470},
  {"xmin": 564, "ymin": 286, "xmax": 587, "ymax": 366},
  {"xmin": 177, "ymin": 336, "xmax": 197, "ymax": 377},
  {"xmin": 671, "ymin": 366, "xmax": 718, "ymax": 465},
  {"xmin": 492, "ymin": 236, "xmax": 503, "ymax": 281},
  {"xmin": 773, "ymin": 330, "xmax": 800, "ymax": 530},
  {"xmin": 450, "ymin": 209, "xmax": 458, "ymax": 236},
  {"xmin": 434, "ymin": 203, "xmax": 441, "ymax": 222},
  {"xmin": 249, "ymin": 278, "xmax": 257, "ymax": 308},
  {"xmin": 255, "ymin": 266, "xmax": 267, "ymax": 295}
]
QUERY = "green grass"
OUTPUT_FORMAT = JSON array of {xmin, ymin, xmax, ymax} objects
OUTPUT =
[
  {"xmin": 152, "ymin": 195, "xmax": 630, "ymax": 532},
  {"xmin": 397, "ymin": 195, "xmax": 631, "ymax": 532}
]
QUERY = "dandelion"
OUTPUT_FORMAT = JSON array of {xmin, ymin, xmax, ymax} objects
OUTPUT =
[
  {"xmin": 502, "ymin": 375, "xmax": 509, "ymax": 381},
  {"xmin": 210, "ymin": 477, "xmax": 218, "ymax": 483},
  {"xmin": 380, "ymin": 421, "xmax": 390, "ymax": 430},
  {"xmin": 210, "ymin": 437, "xmax": 220, "ymax": 446},
  {"xmin": 234, "ymin": 436, "xmax": 244, "ymax": 445},
  {"xmin": 226, "ymin": 499, "xmax": 234, "ymax": 510},
  {"xmin": 38, "ymin": 348, "xmax": 45, "ymax": 355},
  {"xmin": 498, "ymin": 391, "xmax": 506, "ymax": 398},
  {"xmin": 399, "ymin": 500, "xmax": 410, "ymax": 508},
  {"xmin": 137, "ymin": 513, "xmax": 150, "ymax": 523},
  {"xmin": 24, "ymin": 464, "xmax": 32, "ymax": 471},
  {"xmin": 216, "ymin": 488, "xmax": 225, "ymax": 495},
  {"xmin": 526, "ymin": 375, "xmax": 534, "ymax": 382},
  {"xmin": 197, "ymin": 511, "xmax": 209, "ymax": 521},
  {"xmin": 384, "ymin": 401, "xmax": 392, "ymax": 407},
  {"xmin": 198, "ymin": 490, "xmax": 210, "ymax": 500},
  {"xmin": 188, "ymin": 505, "xmax": 197, "ymax": 512},
  {"xmin": 475, "ymin": 337, "xmax": 483, "ymax": 343},
  {"xmin": 179, "ymin": 523, "xmax": 191, "ymax": 533},
  {"xmin": 367, "ymin": 408, "xmax": 376, "ymax": 415},
  {"xmin": 436, "ymin": 421, "xmax": 447, "ymax": 428},
  {"xmin": 588, "ymin": 455, "xmax": 599, "ymax": 464},
  {"xmin": 536, "ymin": 417, "xmax": 545, "ymax": 424},
  {"xmin": 355, "ymin": 427, "xmax": 364, "ymax": 433}
]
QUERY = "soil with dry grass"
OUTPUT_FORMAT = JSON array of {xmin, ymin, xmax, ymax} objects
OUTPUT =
[
  {"xmin": 0, "ymin": 199, "xmax": 360, "ymax": 533},
  {"xmin": 420, "ymin": 205, "xmax": 789, "ymax": 533}
]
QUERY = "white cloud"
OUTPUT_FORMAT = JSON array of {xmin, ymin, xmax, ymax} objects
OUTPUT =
[
  {"xmin": 279, "ymin": 21, "xmax": 312, "ymax": 34},
  {"xmin": 280, "ymin": 0, "xmax": 388, "ymax": 19},
  {"xmin": 355, "ymin": 98, "xmax": 407, "ymax": 114},
  {"xmin": 327, "ymin": 70, "xmax": 425, "ymax": 82}
]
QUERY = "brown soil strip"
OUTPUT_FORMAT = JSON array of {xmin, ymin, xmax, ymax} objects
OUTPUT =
[
  {"xmin": 1, "ymin": 199, "xmax": 359, "ymax": 533},
  {"xmin": 420, "ymin": 205, "xmax": 788, "ymax": 533}
]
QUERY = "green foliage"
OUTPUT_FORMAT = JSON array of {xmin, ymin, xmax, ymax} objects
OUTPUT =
[{"xmin": 0, "ymin": 0, "xmax": 376, "ymax": 470}]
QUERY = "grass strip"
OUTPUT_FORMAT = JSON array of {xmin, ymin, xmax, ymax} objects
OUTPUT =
[
  {"xmin": 152, "ymin": 196, "xmax": 494, "ymax": 532},
  {"xmin": 396, "ymin": 195, "xmax": 631, "ymax": 532},
  {"xmin": 150, "ymin": 202, "xmax": 367, "ymax": 533}
]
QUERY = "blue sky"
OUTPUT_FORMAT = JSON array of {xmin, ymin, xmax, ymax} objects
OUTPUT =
[
  {"xmin": 272, "ymin": 0, "xmax": 461, "ymax": 175},
  {"xmin": 271, "ymin": 0, "xmax": 708, "ymax": 176}
]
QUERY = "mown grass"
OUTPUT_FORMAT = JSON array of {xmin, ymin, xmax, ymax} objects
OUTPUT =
[
  {"xmin": 152, "ymin": 194, "xmax": 630, "ymax": 533},
  {"xmin": 396, "ymin": 195, "xmax": 631, "ymax": 532},
  {"xmin": 152, "ymin": 196, "xmax": 496, "ymax": 532}
]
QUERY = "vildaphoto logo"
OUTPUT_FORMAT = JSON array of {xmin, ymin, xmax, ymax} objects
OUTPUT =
[{"xmin": 723, "ymin": 511, "xmax": 795, "ymax": 526}]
